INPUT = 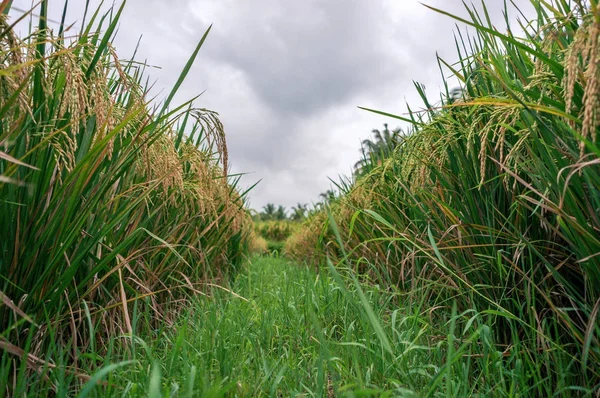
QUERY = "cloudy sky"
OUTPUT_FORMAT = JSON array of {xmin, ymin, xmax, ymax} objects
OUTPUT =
[{"xmin": 9, "ymin": 0, "xmax": 532, "ymax": 211}]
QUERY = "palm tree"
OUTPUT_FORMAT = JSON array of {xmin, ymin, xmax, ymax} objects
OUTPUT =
[
  {"xmin": 275, "ymin": 205, "xmax": 287, "ymax": 221},
  {"xmin": 261, "ymin": 203, "xmax": 276, "ymax": 221},
  {"xmin": 319, "ymin": 190, "xmax": 336, "ymax": 203},
  {"xmin": 354, "ymin": 123, "xmax": 403, "ymax": 176},
  {"xmin": 290, "ymin": 203, "xmax": 308, "ymax": 221}
]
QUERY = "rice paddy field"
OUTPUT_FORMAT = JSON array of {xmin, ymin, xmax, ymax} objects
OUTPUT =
[
  {"xmin": 254, "ymin": 220, "xmax": 298, "ymax": 254},
  {"xmin": 1, "ymin": 0, "xmax": 599, "ymax": 396}
]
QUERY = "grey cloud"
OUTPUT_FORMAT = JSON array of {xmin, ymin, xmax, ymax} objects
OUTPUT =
[
  {"xmin": 8, "ymin": 0, "xmax": 535, "ymax": 209},
  {"xmin": 184, "ymin": 0, "xmax": 408, "ymax": 116}
]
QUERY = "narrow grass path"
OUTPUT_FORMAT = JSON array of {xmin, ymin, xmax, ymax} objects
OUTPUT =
[{"xmin": 111, "ymin": 256, "xmax": 430, "ymax": 397}]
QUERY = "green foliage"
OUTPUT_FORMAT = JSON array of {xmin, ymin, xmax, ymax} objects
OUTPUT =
[
  {"xmin": 266, "ymin": 239, "xmax": 285, "ymax": 254},
  {"xmin": 255, "ymin": 220, "xmax": 296, "ymax": 243},
  {"xmin": 288, "ymin": 0, "xmax": 600, "ymax": 393}
]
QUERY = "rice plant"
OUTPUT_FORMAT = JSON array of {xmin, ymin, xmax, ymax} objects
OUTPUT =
[
  {"xmin": 288, "ymin": 0, "xmax": 600, "ymax": 394},
  {"xmin": 0, "ymin": 1, "xmax": 250, "ymax": 394}
]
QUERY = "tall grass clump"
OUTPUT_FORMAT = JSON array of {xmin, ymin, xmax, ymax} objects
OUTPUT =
[
  {"xmin": 0, "ymin": 1, "xmax": 250, "ymax": 392},
  {"xmin": 288, "ymin": 0, "xmax": 600, "ymax": 393}
]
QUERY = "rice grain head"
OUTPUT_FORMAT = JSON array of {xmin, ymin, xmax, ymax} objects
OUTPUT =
[{"xmin": 563, "ymin": 8, "xmax": 600, "ymax": 153}]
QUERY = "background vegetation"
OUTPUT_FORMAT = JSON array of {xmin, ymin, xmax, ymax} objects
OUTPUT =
[{"xmin": 252, "ymin": 205, "xmax": 298, "ymax": 254}]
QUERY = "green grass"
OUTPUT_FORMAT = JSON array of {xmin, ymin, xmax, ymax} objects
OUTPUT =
[
  {"xmin": 2, "ymin": 255, "xmax": 552, "ymax": 397},
  {"xmin": 266, "ymin": 239, "xmax": 285, "ymax": 253}
]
